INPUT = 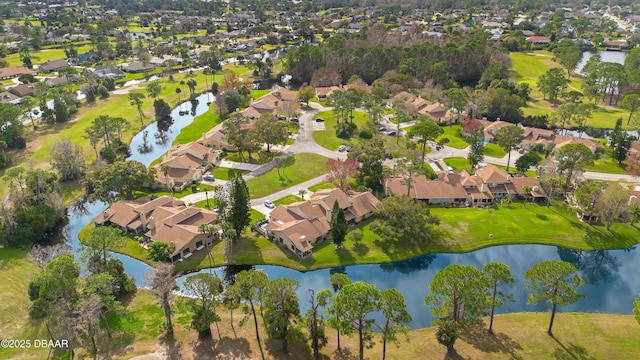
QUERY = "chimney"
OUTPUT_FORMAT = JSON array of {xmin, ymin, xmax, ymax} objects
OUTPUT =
[
  {"xmin": 481, "ymin": 182, "xmax": 487, "ymax": 193},
  {"xmin": 630, "ymin": 195, "xmax": 637, "ymax": 206},
  {"xmin": 349, "ymin": 195, "xmax": 353, "ymax": 205},
  {"xmin": 148, "ymin": 216, "xmax": 155, "ymax": 230},
  {"xmin": 103, "ymin": 211, "xmax": 109, "ymax": 219},
  {"xmin": 139, "ymin": 211, "xmax": 147, "ymax": 231}
]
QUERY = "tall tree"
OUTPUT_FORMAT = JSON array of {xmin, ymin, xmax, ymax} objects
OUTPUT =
[
  {"xmin": 327, "ymin": 273, "xmax": 351, "ymax": 351},
  {"xmin": 407, "ymin": 117, "xmax": 443, "ymax": 165},
  {"xmin": 495, "ymin": 125, "xmax": 524, "ymax": 172},
  {"xmin": 610, "ymin": 118, "xmax": 634, "ymax": 164},
  {"xmin": 145, "ymin": 264, "xmax": 178, "ymax": 336},
  {"xmin": 634, "ymin": 293, "xmax": 640, "ymax": 325},
  {"xmin": 330, "ymin": 200, "xmax": 348, "ymax": 248},
  {"xmin": 378, "ymin": 288, "xmax": 412, "ymax": 360},
  {"xmin": 183, "ymin": 273, "xmax": 224, "ymax": 337},
  {"xmin": 262, "ymin": 278, "xmax": 301, "ymax": 354},
  {"xmin": 553, "ymin": 39, "xmax": 582, "ymax": 79},
  {"xmin": 600, "ymin": 183, "xmax": 630, "ymax": 231},
  {"xmin": 333, "ymin": 281, "xmax": 381, "ymax": 360},
  {"xmin": 524, "ymin": 260, "xmax": 585, "ymax": 336},
  {"xmin": 425, "ymin": 264, "xmax": 489, "ymax": 324},
  {"xmin": 537, "ymin": 68, "xmax": 569, "ymax": 106},
  {"xmin": 146, "ymin": 79, "xmax": 162, "ymax": 100},
  {"xmin": 325, "ymin": 157, "xmax": 359, "ymax": 192},
  {"xmin": 515, "ymin": 151, "xmax": 542, "ymax": 174},
  {"xmin": 467, "ymin": 127, "xmax": 485, "ymax": 169},
  {"xmin": 441, "ymin": 88, "xmax": 469, "ymax": 122},
  {"xmin": 252, "ymin": 114, "xmax": 288, "ymax": 152},
  {"xmin": 349, "ymin": 139, "xmax": 386, "ymax": 190},
  {"xmin": 228, "ymin": 175, "xmax": 250, "ymax": 241},
  {"xmin": 49, "ymin": 139, "xmax": 85, "ymax": 181},
  {"xmin": 229, "ymin": 270, "xmax": 268, "ymax": 360},
  {"xmin": 372, "ymin": 195, "xmax": 440, "ymax": 245},
  {"xmin": 128, "ymin": 92, "xmax": 146, "ymax": 126},
  {"xmin": 85, "ymin": 160, "xmax": 155, "ymax": 202},
  {"xmin": 620, "ymin": 94, "xmax": 640, "ymax": 124},
  {"xmin": 556, "ymin": 143, "xmax": 595, "ymax": 185},
  {"xmin": 306, "ymin": 288, "xmax": 331, "ymax": 360},
  {"xmin": 82, "ymin": 226, "xmax": 125, "ymax": 274},
  {"xmin": 573, "ymin": 181, "xmax": 606, "ymax": 224},
  {"xmin": 482, "ymin": 262, "xmax": 515, "ymax": 333}
]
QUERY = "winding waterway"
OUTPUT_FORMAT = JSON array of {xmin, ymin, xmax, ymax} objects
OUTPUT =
[{"xmin": 61, "ymin": 91, "xmax": 640, "ymax": 330}]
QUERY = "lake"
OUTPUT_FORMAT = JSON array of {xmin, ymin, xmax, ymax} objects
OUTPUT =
[{"xmin": 576, "ymin": 50, "xmax": 628, "ymax": 74}]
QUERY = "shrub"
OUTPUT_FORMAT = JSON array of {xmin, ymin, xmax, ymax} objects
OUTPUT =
[{"xmin": 358, "ymin": 130, "xmax": 373, "ymax": 139}]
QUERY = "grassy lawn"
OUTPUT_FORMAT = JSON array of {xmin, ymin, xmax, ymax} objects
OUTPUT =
[
  {"xmin": 432, "ymin": 202, "xmax": 640, "ymax": 252},
  {"xmin": 273, "ymin": 194, "xmax": 303, "ymax": 205},
  {"xmin": 483, "ymin": 143, "xmax": 507, "ymax": 157},
  {"xmin": 437, "ymin": 125, "xmax": 470, "ymax": 149},
  {"xmin": 224, "ymin": 150, "xmax": 278, "ymax": 164},
  {"xmin": 172, "ymin": 102, "xmax": 220, "ymax": 145},
  {"xmin": 586, "ymin": 157, "xmax": 627, "ymax": 174},
  {"xmin": 308, "ymin": 181, "xmax": 336, "ymax": 192},
  {"xmin": 444, "ymin": 157, "xmax": 472, "ymax": 173},
  {"xmin": 495, "ymin": 164, "xmax": 537, "ymax": 178},
  {"xmin": 250, "ymin": 89, "xmax": 272, "ymax": 99},
  {"xmin": 510, "ymin": 51, "xmax": 631, "ymax": 129},
  {"xmin": 311, "ymin": 110, "xmax": 369, "ymax": 150},
  {"xmin": 211, "ymin": 167, "xmax": 248, "ymax": 180},
  {"xmin": 245, "ymin": 153, "xmax": 327, "ymax": 199}
]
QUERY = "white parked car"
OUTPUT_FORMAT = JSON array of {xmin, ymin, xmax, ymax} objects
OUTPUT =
[
  {"xmin": 203, "ymin": 174, "xmax": 215, "ymax": 181},
  {"xmin": 337, "ymin": 145, "xmax": 346, "ymax": 152},
  {"xmin": 264, "ymin": 200, "xmax": 275, "ymax": 209}
]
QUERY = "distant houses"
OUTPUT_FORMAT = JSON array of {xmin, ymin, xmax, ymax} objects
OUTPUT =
[
  {"xmin": 93, "ymin": 195, "xmax": 220, "ymax": 262},
  {"xmin": 0, "ymin": 66, "xmax": 36, "ymax": 80},
  {"xmin": 525, "ymin": 36, "xmax": 552, "ymax": 45}
]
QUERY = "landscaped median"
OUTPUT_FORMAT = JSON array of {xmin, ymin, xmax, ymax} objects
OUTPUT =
[{"xmin": 96, "ymin": 201, "xmax": 639, "ymax": 273}]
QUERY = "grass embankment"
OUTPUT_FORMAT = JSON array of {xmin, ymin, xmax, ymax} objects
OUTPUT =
[
  {"xmin": 586, "ymin": 157, "xmax": 627, "ymax": 174},
  {"xmin": 483, "ymin": 143, "xmax": 507, "ymax": 157},
  {"xmin": 312, "ymin": 110, "xmax": 369, "ymax": 150},
  {"xmin": 509, "ymin": 51, "xmax": 631, "ymax": 129},
  {"xmin": 164, "ymin": 202, "xmax": 640, "ymax": 272},
  {"xmin": 172, "ymin": 101, "xmax": 220, "ymax": 145},
  {"xmin": 245, "ymin": 153, "xmax": 327, "ymax": 199},
  {"xmin": 212, "ymin": 167, "xmax": 248, "ymax": 180},
  {"xmin": 444, "ymin": 157, "xmax": 472, "ymax": 173}
]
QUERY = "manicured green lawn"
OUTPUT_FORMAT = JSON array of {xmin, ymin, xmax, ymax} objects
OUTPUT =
[
  {"xmin": 250, "ymin": 89, "xmax": 272, "ymax": 99},
  {"xmin": 432, "ymin": 202, "xmax": 640, "ymax": 252},
  {"xmin": 134, "ymin": 184, "xmax": 217, "ymax": 199},
  {"xmin": 312, "ymin": 110, "xmax": 369, "ymax": 150},
  {"xmin": 172, "ymin": 102, "xmax": 220, "ymax": 145},
  {"xmin": 274, "ymin": 194, "xmax": 303, "ymax": 205},
  {"xmin": 586, "ymin": 157, "xmax": 627, "ymax": 174},
  {"xmin": 483, "ymin": 143, "xmax": 507, "ymax": 157},
  {"xmin": 245, "ymin": 153, "xmax": 327, "ymax": 198},
  {"xmin": 211, "ymin": 167, "xmax": 248, "ymax": 180},
  {"xmin": 437, "ymin": 125, "xmax": 470, "ymax": 149},
  {"xmin": 443, "ymin": 157, "xmax": 472, "ymax": 173},
  {"xmin": 308, "ymin": 181, "xmax": 336, "ymax": 192}
]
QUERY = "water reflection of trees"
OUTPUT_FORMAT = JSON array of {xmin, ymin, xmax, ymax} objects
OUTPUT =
[
  {"xmin": 223, "ymin": 264, "xmax": 254, "ymax": 286},
  {"xmin": 557, "ymin": 247, "xmax": 621, "ymax": 285},
  {"xmin": 190, "ymin": 98, "xmax": 199, "ymax": 116},
  {"xmin": 379, "ymin": 254, "xmax": 437, "ymax": 275}
]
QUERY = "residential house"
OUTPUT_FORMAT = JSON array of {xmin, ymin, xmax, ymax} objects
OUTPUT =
[
  {"xmin": 603, "ymin": 40, "xmax": 629, "ymax": 51},
  {"xmin": 552, "ymin": 135, "xmax": 601, "ymax": 153},
  {"xmin": 390, "ymin": 91, "xmax": 450, "ymax": 122},
  {"xmin": 240, "ymin": 88, "xmax": 298, "ymax": 119},
  {"xmin": 526, "ymin": 36, "xmax": 552, "ymax": 45},
  {"xmin": 123, "ymin": 61, "xmax": 156, "ymax": 73},
  {"xmin": 95, "ymin": 66, "xmax": 125, "ymax": 80},
  {"xmin": 265, "ymin": 188, "xmax": 380, "ymax": 258},
  {"xmin": 521, "ymin": 126, "xmax": 555, "ymax": 150},
  {"xmin": 39, "ymin": 59, "xmax": 69, "ymax": 73},
  {"xmin": 149, "ymin": 55, "xmax": 183, "ymax": 67},
  {"xmin": 44, "ymin": 76, "xmax": 68, "ymax": 87},
  {"xmin": 0, "ymin": 91, "xmax": 21, "ymax": 105},
  {"xmin": 9, "ymin": 84, "xmax": 38, "ymax": 97},
  {"xmin": 484, "ymin": 120, "xmax": 514, "ymax": 142},
  {"xmin": 0, "ymin": 66, "xmax": 36, "ymax": 80},
  {"xmin": 93, "ymin": 195, "xmax": 219, "ymax": 262},
  {"xmin": 385, "ymin": 164, "xmax": 547, "ymax": 206},
  {"xmin": 152, "ymin": 142, "xmax": 221, "ymax": 191}
]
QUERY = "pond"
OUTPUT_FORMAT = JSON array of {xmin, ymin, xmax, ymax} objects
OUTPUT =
[
  {"xmin": 127, "ymin": 91, "xmax": 213, "ymax": 165},
  {"xmin": 576, "ymin": 50, "xmax": 628, "ymax": 74}
]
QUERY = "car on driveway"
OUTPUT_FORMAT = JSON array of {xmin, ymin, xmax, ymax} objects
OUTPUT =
[
  {"xmin": 290, "ymin": 117, "xmax": 299, "ymax": 122},
  {"xmin": 379, "ymin": 126, "xmax": 387, "ymax": 131},
  {"xmin": 264, "ymin": 200, "xmax": 275, "ymax": 209},
  {"xmin": 203, "ymin": 174, "xmax": 215, "ymax": 181},
  {"xmin": 386, "ymin": 130, "xmax": 397, "ymax": 136},
  {"xmin": 315, "ymin": 117, "xmax": 324, "ymax": 122},
  {"xmin": 337, "ymin": 145, "xmax": 346, "ymax": 152},
  {"xmin": 345, "ymin": 145, "xmax": 353, "ymax": 152}
]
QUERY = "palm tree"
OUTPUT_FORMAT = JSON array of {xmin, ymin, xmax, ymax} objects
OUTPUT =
[
  {"xmin": 175, "ymin": 87, "xmax": 182, "ymax": 103},
  {"xmin": 523, "ymin": 185, "xmax": 533, "ymax": 207},
  {"xmin": 161, "ymin": 164, "xmax": 171, "ymax": 192},
  {"xmin": 298, "ymin": 189, "xmax": 307, "ymax": 199}
]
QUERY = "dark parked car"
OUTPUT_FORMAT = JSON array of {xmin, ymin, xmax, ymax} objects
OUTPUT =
[
  {"xmin": 386, "ymin": 130, "xmax": 397, "ymax": 136},
  {"xmin": 379, "ymin": 126, "xmax": 387, "ymax": 131},
  {"xmin": 315, "ymin": 117, "xmax": 324, "ymax": 122},
  {"xmin": 290, "ymin": 117, "xmax": 299, "ymax": 122},
  {"xmin": 345, "ymin": 145, "xmax": 353, "ymax": 152}
]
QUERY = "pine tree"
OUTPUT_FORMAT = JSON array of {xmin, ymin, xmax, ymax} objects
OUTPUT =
[{"xmin": 330, "ymin": 200, "xmax": 347, "ymax": 248}]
